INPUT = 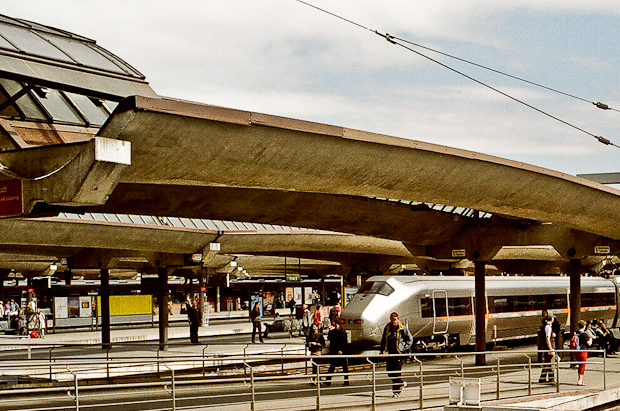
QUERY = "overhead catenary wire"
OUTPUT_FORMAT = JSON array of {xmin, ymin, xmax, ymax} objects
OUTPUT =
[{"xmin": 294, "ymin": 0, "xmax": 619, "ymax": 149}]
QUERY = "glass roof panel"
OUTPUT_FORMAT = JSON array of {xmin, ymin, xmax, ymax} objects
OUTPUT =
[
  {"xmin": 103, "ymin": 213, "xmax": 120, "ymax": 223},
  {"xmin": 0, "ymin": 22, "xmax": 73, "ymax": 62},
  {"xmin": 141, "ymin": 215, "xmax": 158, "ymax": 225},
  {"xmin": 0, "ymin": 79, "xmax": 47, "ymax": 120},
  {"xmin": 117, "ymin": 214, "xmax": 133, "ymax": 224},
  {"xmin": 38, "ymin": 33, "xmax": 127, "ymax": 75},
  {"xmin": 64, "ymin": 92, "xmax": 109, "ymax": 126},
  {"xmin": 202, "ymin": 220, "xmax": 219, "ymax": 230},
  {"xmin": 179, "ymin": 218, "xmax": 197, "ymax": 229},
  {"xmin": 191, "ymin": 219, "xmax": 207, "ymax": 230},
  {"xmin": 0, "ymin": 33, "xmax": 18, "ymax": 51},
  {"xmin": 32, "ymin": 89, "xmax": 83, "ymax": 123}
]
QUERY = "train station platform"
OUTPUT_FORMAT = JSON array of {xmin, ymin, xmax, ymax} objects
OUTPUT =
[
  {"xmin": 1, "ymin": 314, "xmax": 620, "ymax": 410},
  {"xmin": 0, "ymin": 308, "xmax": 295, "ymax": 346}
]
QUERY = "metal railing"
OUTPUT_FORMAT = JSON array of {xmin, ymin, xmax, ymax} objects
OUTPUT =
[{"xmin": 0, "ymin": 344, "xmax": 609, "ymax": 411}]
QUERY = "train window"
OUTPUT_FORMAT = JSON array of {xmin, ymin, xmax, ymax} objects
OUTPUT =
[
  {"xmin": 448, "ymin": 297, "xmax": 472, "ymax": 316},
  {"xmin": 358, "ymin": 281, "xmax": 394, "ymax": 296},
  {"xmin": 421, "ymin": 297, "xmax": 432, "ymax": 318},
  {"xmin": 582, "ymin": 292, "xmax": 615, "ymax": 307},
  {"xmin": 548, "ymin": 294, "xmax": 567, "ymax": 309}
]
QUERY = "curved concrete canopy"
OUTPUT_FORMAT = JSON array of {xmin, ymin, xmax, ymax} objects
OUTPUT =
[
  {"xmin": 0, "ymin": 216, "xmax": 414, "ymax": 275},
  {"xmin": 95, "ymin": 96, "xmax": 620, "ymax": 242}
]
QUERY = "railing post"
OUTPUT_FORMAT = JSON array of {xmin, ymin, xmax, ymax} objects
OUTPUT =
[
  {"xmin": 496, "ymin": 356, "xmax": 500, "ymax": 400},
  {"xmin": 366, "ymin": 357, "xmax": 376, "ymax": 411},
  {"xmin": 157, "ymin": 344, "xmax": 160, "ymax": 375},
  {"xmin": 414, "ymin": 356, "xmax": 423, "ymax": 409},
  {"xmin": 251, "ymin": 365, "xmax": 256, "ymax": 411},
  {"xmin": 244, "ymin": 362, "xmax": 255, "ymax": 411},
  {"xmin": 281, "ymin": 345, "xmax": 285, "ymax": 374},
  {"xmin": 312, "ymin": 359, "xmax": 321, "ymax": 410},
  {"xmin": 202, "ymin": 345, "xmax": 208, "ymax": 378},
  {"xmin": 171, "ymin": 368, "xmax": 176, "ymax": 411},
  {"xmin": 554, "ymin": 353, "xmax": 560, "ymax": 393},
  {"xmin": 604, "ymin": 350, "xmax": 607, "ymax": 390},
  {"xmin": 49, "ymin": 347, "xmax": 55, "ymax": 380},
  {"xmin": 106, "ymin": 346, "xmax": 111, "ymax": 379},
  {"xmin": 525, "ymin": 354, "xmax": 532, "ymax": 396},
  {"xmin": 74, "ymin": 373, "xmax": 79, "ymax": 411},
  {"xmin": 456, "ymin": 355, "xmax": 464, "ymax": 377}
]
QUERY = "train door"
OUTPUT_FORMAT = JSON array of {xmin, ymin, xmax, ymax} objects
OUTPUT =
[{"xmin": 432, "ymin": 290, "xmax": 449, "ymax": 334}]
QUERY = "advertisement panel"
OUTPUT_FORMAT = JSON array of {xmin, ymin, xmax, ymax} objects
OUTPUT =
[
  {"xmin": 54, "ymin": 297, "xmax": 68, "ymax": 319},
  {"xmin": 293, "ymin": 287, "xmax": 302, "ymax": 304}
]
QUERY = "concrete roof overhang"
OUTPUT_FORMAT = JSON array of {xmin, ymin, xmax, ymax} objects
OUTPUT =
[
  {"xmin": 0, "ymin": 216, "xmax": 414, "ymax": 277},
  {"xmin": 62, "ymin": 95, "xmax": 620, "ymax": 262}
]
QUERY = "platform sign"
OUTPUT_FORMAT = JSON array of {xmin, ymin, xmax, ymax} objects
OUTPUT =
[
  {"xmin": 0, "ymin": 180, "xmax": 22, "ymax": 216},
  {"xmin": 595, "ymin": 245, "xmax": 611, "ymax": 255}
]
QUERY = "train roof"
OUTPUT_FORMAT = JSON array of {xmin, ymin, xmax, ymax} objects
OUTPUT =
[{"xmin": 365, "ymin": 275, "xmax": 616, "ymax": 295}]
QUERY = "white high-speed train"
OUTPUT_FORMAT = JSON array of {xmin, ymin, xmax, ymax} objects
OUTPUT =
[{"xmin": 340, "ymin": 275, "xmax": 618, "ymax": 351}]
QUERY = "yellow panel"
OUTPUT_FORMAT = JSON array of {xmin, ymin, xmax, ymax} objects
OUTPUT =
[{"xmin": 96, "ymin": 295, "xmax": 152, "ymax": 316}]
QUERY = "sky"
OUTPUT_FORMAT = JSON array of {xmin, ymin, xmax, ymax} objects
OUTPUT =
[{"xmin": 4, "ymin": 1, "xmax": 620, "ymax": 176}]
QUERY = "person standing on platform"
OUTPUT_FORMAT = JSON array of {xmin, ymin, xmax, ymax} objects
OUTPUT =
[
  {"xmin": 302, "ymin": 304, "xmax": 312, "ymax": 337},
  {"xmin": 324, "ymin": 319, "xmax": 349, "ymax": 386},
  {"xmin": 186, "ymin": 298, "xmax": 201, "ymax": 344},
  {"xmin": 380, "ymin": 312, "xmax": 413, "ymax": 398},
  {"xmin": 539, "ymin": 316, "xmax": 556, "ymax": 383},
  {"xmin": 573, "ymin": 320, "xmax": 592, "ymax": 386},
  {"xmin": 306, "ymin": 323, "xmax": 325, "ymax": 384},
  {"xmin": 250, "ymin": 303, "xmax": 264, "ymax": 343},
  {"xmin": 313, "ymin": 304, "xmax": 325, "ymax": 332},
  {"xmin": 36, "ymin": 309, "xmax": 46, "ymax": 338},
  {"xmin": 287, "ymin": 297, "xmax": 296, "ymax": 315}
]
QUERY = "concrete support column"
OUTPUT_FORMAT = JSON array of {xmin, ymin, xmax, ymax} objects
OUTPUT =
[
  {"xmin": 568, "ymin": 259, "xmax": 581, "ymax": 334},
  {"xmin": 100, "ymin": 268, "xmax": 111, "ymax": 348},
  {"xmin": 158, "ymin": 267, "xmax": 168, "ymax": 351},
  {"xmin": 216, "ymin": 286, "xmax": 220, "ymax": 313},
  {"xmin": 474, "ymin": 261, "xmax": 486, "ymax": 366}
]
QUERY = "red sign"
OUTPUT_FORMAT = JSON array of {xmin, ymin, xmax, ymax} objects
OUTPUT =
[
  {"xmin": 200, "ymin": 286, "xmax": 207, "ymax": 293},
  {"xmin": 0, "ymin": 180, "xmax": 23, "ymax": 216},
  {"xmin": 27, "ymin": 288, "xmax": 34, "ymax": 294}
]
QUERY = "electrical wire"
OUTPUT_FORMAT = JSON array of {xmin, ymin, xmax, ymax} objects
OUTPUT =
[
  {"xmin": 390, "ymin": 34, "xmax": 620, "ymax": 114},
  {"xmin": 294, "ymin": 0, "xmax": 619, "ymax": 149}
]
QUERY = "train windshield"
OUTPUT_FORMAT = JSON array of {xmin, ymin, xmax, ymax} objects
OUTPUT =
[{"xmin": 358, "ymin": 281, "xmax": 394, "ymax": 296}]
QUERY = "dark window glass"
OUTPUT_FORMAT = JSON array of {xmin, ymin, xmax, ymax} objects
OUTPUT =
[
  {"xmin": 448, "ymin": 297, "xmax": 473, "ymax": 316},
  {"xmin": 548, "ymin": 294, "xmax": 567, "ymax": 309},
  {"xmin": 421, "ymin": 297, "xmax": 432, "ymax": 318},
  {"xmin": 582, "ymin": 292, "xmax": 615, "ymax": 307},
  {"xmin": 434, "ymin": 296, "xmax": 447, "ymax": 317},
  {"xmin": 358, "ymin": 281, "xmax": 394, "ymax": 296}
]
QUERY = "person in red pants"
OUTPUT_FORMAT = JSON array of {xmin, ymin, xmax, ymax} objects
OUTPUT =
[{"xmin": 572, "ymin": 320, "xmax": 592, "ymax": 386}]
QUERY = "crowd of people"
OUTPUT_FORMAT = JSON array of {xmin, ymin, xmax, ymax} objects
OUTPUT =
[
  {"xmin": 538, "ymin": 309, "xmax": 620, "ymax": 387},
  {"xmin": 0, "ymin": 299, "xmax": 46, "ymax": 337}
]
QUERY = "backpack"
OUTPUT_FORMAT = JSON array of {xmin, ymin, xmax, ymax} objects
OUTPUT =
[{"xmin": 570, "ymin": 332, "xmax": 581, "ymax": 350}]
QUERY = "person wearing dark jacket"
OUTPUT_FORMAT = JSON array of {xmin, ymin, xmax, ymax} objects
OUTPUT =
[
  {"xmin": 250, "ymin": 303, "xmax": 264, "ymax": 343},
  {"xmin": 324, "ymin": 319, "xmax": 349, "ymax": 386},
  {"xmin": 186, "ymin": 299, "xmax": 201, "ymax": 344},
  {"xmin": 380, "ymin": 312, "xmax": 413, "ymax": 397},
  {"xmin": 306, "ymin": 323, "xmax": 325, "ymax": 383}
]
